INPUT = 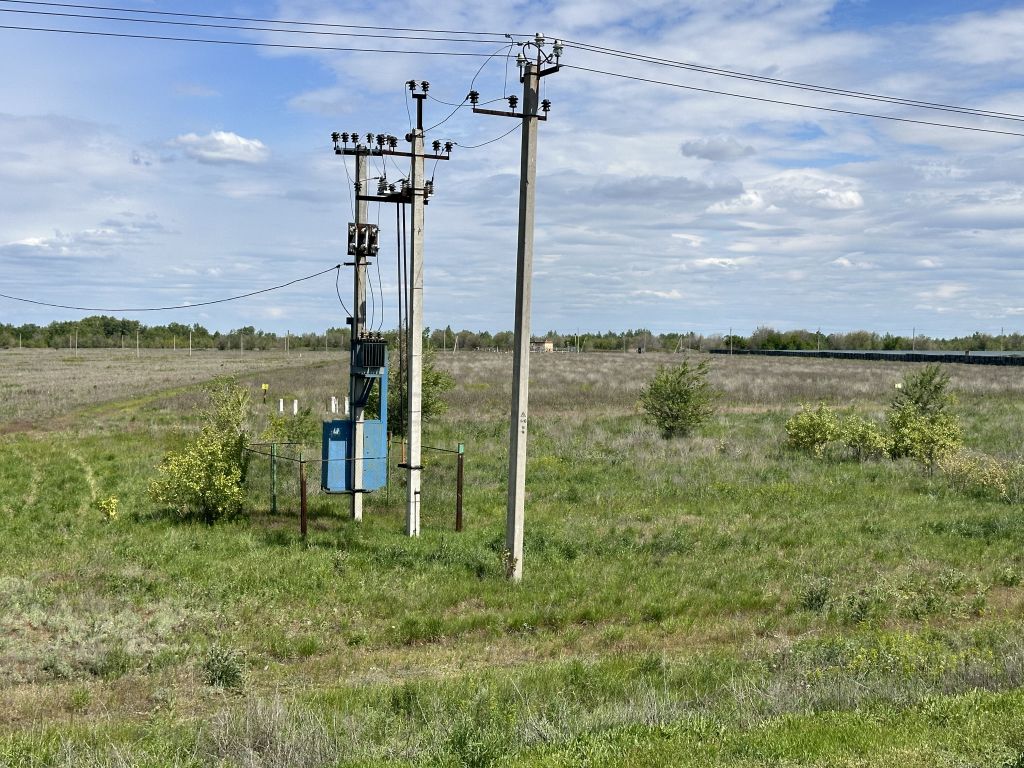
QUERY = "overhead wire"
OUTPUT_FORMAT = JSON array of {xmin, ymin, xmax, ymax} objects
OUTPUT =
[
  {"xmin": 0, "ymin": 22, "xmax": 516, "ymax": 56},
  {"xmin": 0, "ymin": 0, "xmax": 521, "ymax": 37},
  {"xmin": 3, "ymin": 11, "xmax": 1017, "ymax": 137},
  {"xmin": 424, "ymin": 43, "xmax": 515, "ymax": 134},
  {"xmin": 374, "ymin": 215, "xmax": 385, "ymax": 333},
  {"xmin": 561, "ymin": 64, "xmax": 1024, "ymax": 138},
  {"xmin": 0, "ymin": 7, "xmax": 512, "ymax": 43},
  {"xmin": 455, "ymin": 123, "xmax": 522, "ymax": 149},
  {"xmin": 334, "ymin": 265, "xmax": 351, "ymax": 317},
  {"xmin": 561, "ymin": 38, "xmax": 1024, "ymax": 123},
  {"xmin": 0, "ymin": 264, "xmax": 342, "ymax": 312}
]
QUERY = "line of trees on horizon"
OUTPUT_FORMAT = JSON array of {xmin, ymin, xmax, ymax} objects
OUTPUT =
[{"xmin": 2, "ymin": 317, "xmax": 1022, "ymax": 354}]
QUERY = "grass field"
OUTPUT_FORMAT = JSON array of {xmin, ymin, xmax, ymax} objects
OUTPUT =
[{"xmin": 2, "ymin": 349, "xmax": 1024, "ymax": 766}]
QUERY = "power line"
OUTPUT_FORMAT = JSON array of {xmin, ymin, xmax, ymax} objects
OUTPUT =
[
  {"xmin": 562, "ymin": 39, "xmax": 1024, "ymax": 123},
  {"xmin": 4, "ymin": 13, "xmax": 1021, "ymax": 138},
  {"xmin": 0, "ymin": 264, "xmax": 342, "ymax": 312},
  {"xmin": 562, "ymin": 64, "xmax": 1024, "ymax": 138},
  {"xmin": 0, "ymin": 0, "xmax": 518, "ymax": 37},
  {"xmin": 455, "ymin": 123, "xmax": 522, "ymax": 149},
  {"xmin": 0, "ymin": 7, "xmax": 510, "ymax": 43},
  {"xmin": 0, "ymin": 22, "xmax": 513, "ymax": 56}
]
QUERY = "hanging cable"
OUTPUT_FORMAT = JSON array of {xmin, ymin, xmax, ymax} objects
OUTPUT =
[
  {"xmin": 560, "ymin": 39, "xmax": 1024, "ymax": 123},
  {"xmin": 340, "ymin": 153, "xmax": 355, "ymax": 219},
  {"xmin": 398, "ymin": 203, "xmax": 409, "ymax": 435},
  {"xmin": 334, "ymin": 265, "xmax": 351, "ymax": 317},
  {"xmin": 0, "ymin": 7, "xmax": 515, "ymax": 44},
  {"xmin": 374, "ymin": 203, "xmax": 385, "ymax": 332},
  {"xmin": 0, "ymin": 22, "xmax": 518, "ymax": 56},
  {"xmin": 424, "ymin": 43, "xmax": 514, "ymax": 134},
  {"xmin": 561, "ymin": 64, "xmax": 1024, "ymax": 138},
  {"xmin": 0, "ymin": 264, "xmax": 341, "ymax": 312},
  {"xmin": 455, "ymin": 123, "xmax": 521, "ymax": 149},
  {"xmin": 0, "ymin": 1, "xmax": 523, "ymax": 37}
]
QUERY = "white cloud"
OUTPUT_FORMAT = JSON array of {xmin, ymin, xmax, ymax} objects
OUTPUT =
[
  {"xmin": 833, "ymin": 255, "xmax": 874, "ymax": 269},
  {"xmin": 680, "ymin": 136, "xmax": 755, "ymax": 162},
  {"xmin": 632, "ymin": 288, "xmax": 683, "ymax": 300},
  {"xmin": 918, "ymin": 283, "xmax": 969, "ymax": 302},
  {"xmin": 172, "ymin": 131, "xmax": 269, "ymax": 165},
  {"xmin": 933, "ymin": 8, "xmax": 1024, "ymax": 66},
  {"xmin": 671, "ymin": 233, "xmax": 704, "ymax": 247},
  {"xmin": 691, "ymin": 257, "xmax": 746, "ymax": 270},
  {"xmin": 708, "ymin": 190, "xmax": 769, "ymax": 214}
]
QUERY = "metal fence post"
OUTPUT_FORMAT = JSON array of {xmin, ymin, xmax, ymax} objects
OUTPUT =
[
  {"xmin": 455, "ymin": 442, "xmax": 464, "ymax": 532},
  {"xmin": 299, "ymin": 455, "xmax": 308, "ymax": 540},
  {"xmin": 271, "ymin": 443, "xmax": 278, "ymax": 515}
]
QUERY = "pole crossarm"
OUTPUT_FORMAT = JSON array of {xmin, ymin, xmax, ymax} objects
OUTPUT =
[
  {"xmin": 471, "ymin": 106, "xmax": 548, "ymax": 121},
  {"xmin": 337, "ymin": 148, "xmax": 450, "ymax": 161}
]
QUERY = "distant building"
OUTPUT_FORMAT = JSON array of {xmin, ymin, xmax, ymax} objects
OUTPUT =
[{"xmin": 530, "ymin": 337, "xmax": 554, "ymax": 352}]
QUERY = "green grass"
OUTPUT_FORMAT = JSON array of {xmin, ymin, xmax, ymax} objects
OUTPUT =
[{"xmin": 2, "ymin": 350, "xmax": 1024, "ymax": 765}]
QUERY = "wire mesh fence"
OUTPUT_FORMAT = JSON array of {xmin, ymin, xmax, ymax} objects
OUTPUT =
[{"xmin": 243, "ymin": 438, "xmax": 465, "ymax": 537}]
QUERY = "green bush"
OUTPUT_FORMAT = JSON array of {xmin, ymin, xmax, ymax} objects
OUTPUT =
[
  {"xmin": 887, "ymin": 365, "xmax": 963, "ymax": 468},
  {"xmin": 891, "ymin": 363, "xmax": 954, "ymax": 419},
  {"xmin": 888, "ymin": 403, "xmax": 962, "ymax": 469},
  {"xmin": 785, "ymin": 403, "xmax": 841, "ymax": 456},
  {"xmin": 839, "ymin": 414, "xmax": 889, "ymax": 461},
  {"xmin": 371, "ymin": 348, "xmax": 455, "ymax": 436},
  {"xmin": 938, "ymin": 449, "xmax": 1009, "ymax": 500},
  {"xmin": 638, "ymin": 359, "xmax": 718, "ymax": 438},
  {"xmin": 261, "ymin": 404, "xmax": 319, "ymax": 446},
  {"xmin": 150, "ymin": 378, "xmax": 251, "ymax": 523}
]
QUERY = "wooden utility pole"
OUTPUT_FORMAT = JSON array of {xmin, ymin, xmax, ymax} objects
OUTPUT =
[
  {"xmin": 406, "ymin": 88, "xmax": 427, "ymax": 538},
  {"xmin": 351, "ymin": 148, "xmax": 369, "ymax": 523},
  {"xmin": 471, "ymin": 35, "xmax": 560, "ymax": 581}
]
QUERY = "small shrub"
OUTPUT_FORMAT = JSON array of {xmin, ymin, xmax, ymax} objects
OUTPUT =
[
  {"xmin": 785, "ymin": 403, "xmax": 840, "ymax": 456},
  {"xmin": 261, "ymin": 404, "xmax": 319, "ymax": 446},
  {"xmin": 888, "ymin": 405, "xmax": 962, "ymax": 470},
  {"xmin": 150, "ymin": 378, "xmax": 251, "ymax": 523},
  {"xmin": 891, "ymin": 363, "xmax": 955, "ymax": 419},
  {"xmin": 638, "ymin": 359, "xmax": 718, "ymax": 438},
  {"xmin": 97, "ymin": 495, "xmax": 119, "ymax": 521},
  {"xmin": 888, "ymin": 365, "xmax": 962, "ymax": 466},
  {"xmin": 839, "ymin": 414, "xmax": 889, "ymax": 461},
  {"xmin": 202, "ymin": 645, "xmax": 243, "ymax": 690},
  {"xmin": 996, "ymin": 567, "xmax": 1020, "ymax": 587},
  {"xmin": 377, "ymin": 348, "xmax": 455, "ymax": 436},
  {"xmin": 798, "ymin": 579, "xmax": 831, "ymax": 613},
  {"xmin": 938, "ymin": 449, "xmax": 1009, "ymax": 500}
]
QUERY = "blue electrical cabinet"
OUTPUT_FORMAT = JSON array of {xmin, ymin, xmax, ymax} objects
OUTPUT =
[
  {"xmin": 321, "ymin": 420, "xmax": 350, "ymax": 491},
  {"xmin": 321, "ymin": 344, "xmax": 388, "ymax": 493}
]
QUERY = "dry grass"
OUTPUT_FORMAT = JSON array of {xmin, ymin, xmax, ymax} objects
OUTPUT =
[{"xmin": 0, "ymin": 349, "xmax": 337, "ymax": 427}]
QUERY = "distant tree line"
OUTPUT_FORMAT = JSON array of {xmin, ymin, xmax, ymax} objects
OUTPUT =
[
  {"xmin": 0, "ymin": 316, "xmax": 350, "ymax": 351},
  {"xmin": 1, "ymin": 316, "xmax": 1021, "ymax": 353}
]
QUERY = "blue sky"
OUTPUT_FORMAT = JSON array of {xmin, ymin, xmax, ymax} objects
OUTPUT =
[{"xmin": 1, "ymin": 0, "xmax": 1023, "ymax": 337}]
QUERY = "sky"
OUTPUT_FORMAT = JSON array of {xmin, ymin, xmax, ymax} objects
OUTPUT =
[{"xmin": 1, "ymin": 0, "xmax": 1023, "ymax": 338}]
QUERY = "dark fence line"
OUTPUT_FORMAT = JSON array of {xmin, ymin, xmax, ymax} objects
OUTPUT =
[{"xmin": 709, "ymin": 349, "xmax": 1024, "ymax": 366}]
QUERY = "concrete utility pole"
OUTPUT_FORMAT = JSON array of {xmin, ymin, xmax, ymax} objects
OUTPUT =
[
  {"xmin": 406, "ymin": 86, "xmax": 427, "ymax": 538},
  {"xmin": 331, "ymin": 95, "xmax": 450, "ymax": 533},
  {"xmin": 351, "ymin": 148, "xmax": 369, "ymax": 523},
  {"xmin": 472, "ymin": 34, "xmax": 561, "ymax": 581}
]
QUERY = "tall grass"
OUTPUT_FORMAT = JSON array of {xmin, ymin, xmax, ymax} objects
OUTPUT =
[{"xmin": 2, "ymin": 350, "xmax": 1024, "ymax": 765}]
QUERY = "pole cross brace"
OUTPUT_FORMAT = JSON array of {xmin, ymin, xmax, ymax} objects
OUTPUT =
[{"xmin": 472, "ymin": 107, "xmax": 548, "ymax": 121}]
